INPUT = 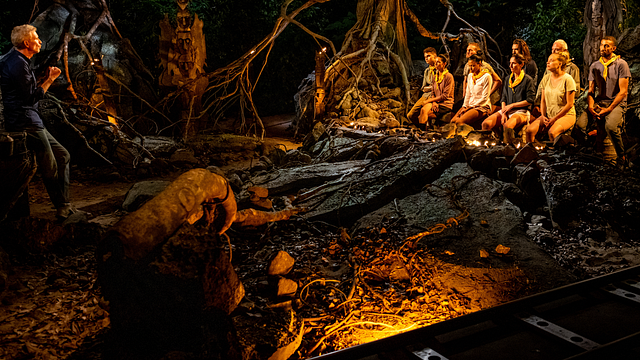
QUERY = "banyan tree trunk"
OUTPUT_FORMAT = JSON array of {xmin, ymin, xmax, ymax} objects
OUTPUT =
[
  {"xmin": 583, "ymin": 0, "xmax": 624, "ymax": 76},
  {"xmin": 345, "ymin": 0, "xmax": 412, "ymax": 72}
]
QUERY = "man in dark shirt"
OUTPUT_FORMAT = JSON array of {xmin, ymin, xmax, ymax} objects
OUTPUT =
[
  {"xmin": 576, "ymin": 36, "xmax": 631, "ymax": 165},
  {"xmin": 0, "ymin": 24, "xmax": 75, "ymax": 219}
]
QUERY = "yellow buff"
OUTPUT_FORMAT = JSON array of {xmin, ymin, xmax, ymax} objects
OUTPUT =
[
  {"xmin": 430, "ymin": 66, "xmax": 437, "ymax": 80},
  {"xmin": 472, "ymin": 69, "xmax": 489, "ymax": 84},
  {"xmin": 599, "ymin": 54, "xmax": 620, "ymax": 80},
  {"xmin": 435, "ymin": 69, "xmax": 449, "ymax": 84},
  {"xmin": 509, "ymin": 70, "xmax": 524, "ymax": 91}
]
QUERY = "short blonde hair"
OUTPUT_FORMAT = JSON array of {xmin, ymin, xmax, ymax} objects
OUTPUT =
[
  {"xmin": 554, "ymin": 39, "xmax": 568, "ymax": 52},
  {"xmin": 11, "ymin": 25, "xmax": 36, "ymax": 49}
]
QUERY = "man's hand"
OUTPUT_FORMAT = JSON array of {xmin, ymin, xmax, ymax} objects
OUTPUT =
[
  {"xmin": 596, "ymin": 107, "xmax": 612, "ymax": 117},
  {"xmin": 47, "ymin": 66, "xmax": 62, "ymax": 80},
  {"xmin": 587, "ymin": 105, "xmax": 599, "ymax": 117},
  {"xmin": 432, "ymin": 102, "xmax": 439, "ymax": 113},
  {"xmin": 40, "ymin": 67, "xmax": 62, "ymax": 93}
]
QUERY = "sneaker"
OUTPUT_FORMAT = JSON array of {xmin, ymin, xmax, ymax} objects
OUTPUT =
[{"xmin": 56, "ymin": 203, "xmax": 77, "ymax": 219}]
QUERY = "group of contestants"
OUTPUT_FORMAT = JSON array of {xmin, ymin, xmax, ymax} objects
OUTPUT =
[{"xmin": 407, "ymin": 37, "xmax": 631, "ymax": 163}]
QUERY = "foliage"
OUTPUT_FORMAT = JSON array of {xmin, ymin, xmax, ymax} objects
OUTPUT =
[
  {"xmin": 0, "ymin": 0, "xmax": 52, "ymax": 54},
  {"xmin": 623, "ymin": 0, "xmax": 640, "ymax": 30},
  {"xmin": 445, "ymin": 0, "xmax": 536, "ymax": 62},
  {"xmin": 519, "ymin": 0, "xmax": 587, "ymax": 71}
]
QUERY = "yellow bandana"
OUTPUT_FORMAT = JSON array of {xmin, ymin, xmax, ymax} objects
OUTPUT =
[
  {"xmin": 472, "ymin": 69, "xmax": 489, "ymax": 84},
  {"xmin": 599, "ymin": 54, "xmax": 620, "ymax": 80},
  {"xmin": 509, "ymin": 70, "xmax": 524, "ymax": 91},
  {"xmin": 428, "ymin": 66, "xmax": 437, "ymax": 82},
  {"xmin": 435, "ymin": 69, "xmax": 449, "ymax": 84}
]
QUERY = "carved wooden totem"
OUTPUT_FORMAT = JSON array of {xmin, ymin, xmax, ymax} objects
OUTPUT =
[{"xmin": 159, "ymin": 0, "xmax": 208, "ymax": 137}]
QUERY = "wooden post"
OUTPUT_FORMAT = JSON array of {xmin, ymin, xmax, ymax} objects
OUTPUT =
[
  {"xmin": 92, "ymin": 56, "xmax": 120, "ymax": 128},
  {"xmin": 314, "ymin": 49, "xmax": 326, "ymax": 119}
]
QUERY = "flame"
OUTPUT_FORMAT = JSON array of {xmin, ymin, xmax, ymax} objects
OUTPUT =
[
  {"xmin": 108, "ymin": 115, "xmax": 117, "ymax": 125},
  {"xmin": 516, "ymin": 143, "xmax": 521, "ymax": 149}
]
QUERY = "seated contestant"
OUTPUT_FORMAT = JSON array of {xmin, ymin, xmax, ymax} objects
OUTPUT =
[
  {"xmin": 408, "ymin": 47, "xmax": 438, "ymax": 126},
  {"xmin": 451, "ymin": 54, "xmax": 492, "ymax": 126},
  {"xmin": 462, "ymin": 43, "xmax": 502, "ymax": 113},
  {"xmin": 512, "ymin": 39, "xmax": 538, "ymax": 85},
  {"xmin": 533, "ymin": 39, "xmax": 580, "ymax": 117},
  {"xmin": 526, "ymin": 53, "xmax": 576, "ymax": 143},
  {"xmin": 418, "ymin": 54, "xmax": 454, "ymax": 127},
  {"xmin": 576, "ymin": 36, "xmax": 630, "ymax": 164},
  {"xmin": 482, "ymin": 53, "xmax": 535, "ymax": 144}
]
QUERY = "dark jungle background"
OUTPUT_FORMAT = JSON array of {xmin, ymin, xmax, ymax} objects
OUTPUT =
[{"xmin": 1, "ymin": 0, "xmax": 639, "ymax": 116}]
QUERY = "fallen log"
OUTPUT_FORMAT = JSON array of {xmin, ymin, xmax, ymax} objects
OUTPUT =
[
  {"xmin": 298, "ymin": 137, "xmax": 466, "ymax": 225},
  {"xmin": 107, "ymin": 168, "xmax": 236, "ymax": 261}
]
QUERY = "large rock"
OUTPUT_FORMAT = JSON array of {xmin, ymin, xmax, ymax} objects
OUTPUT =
[
  {"xmin": 134, "ymin": 136, "xmax": 178, "ymax": 157},
  {"xmin": 32, "ymin": 3, "xmax": 157, "ymax": 122},
  {"xmin": 354, "ymin": 163, "xmax": 575, "ymax": 290},
  {"xmin": 268, "ymin": 251, "xmax": 295, "ymax": 276},
  {"xmin": 314, "ymin": 137, "xmax": 361, "ymax": 163},
  {"xmin": 250, "ymin": 160, "xmax": 370, "ymax": 195},
  {"xmin": 540, "ymin": 161, "xmax": 640, "ymax": 236},
  {"xmin": 299, "ymin": 137, "xmax": 466, "ymax": 225},
  {"xmin": 301, "ymin": 121, "xmax": 327, "ymax": 152}
]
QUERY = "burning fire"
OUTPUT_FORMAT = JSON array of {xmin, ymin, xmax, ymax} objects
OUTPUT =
[{"xmin": 467, "ymin": 140, "xmax": 495, "ymax": 147}]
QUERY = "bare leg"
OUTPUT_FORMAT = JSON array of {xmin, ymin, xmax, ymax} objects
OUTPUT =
[
  {"xmin": 418, "ymin": 103, "xmax": 433, "ymax": 125},
  {"xmin": 504, "ymin": 113, "xmax": 527, "ymax": 130},
  {"xmin": 452, "ymin": 109, "xmax": 482, "ymax": 126},
  {"xmin": 526, "ymin": 117, "xmax": 543, "ymax": 143},
  {"xmin": 482, "ymin": 112, "xmax": 501, "ymax": 131},
  {"xmin": 548, "ymin": 114, "xmax": 576, "ymax": 141}
]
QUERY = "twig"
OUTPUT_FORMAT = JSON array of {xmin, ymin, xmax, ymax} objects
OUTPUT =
[{"xmin": 49, "ymin": 96, "xmax": 113, "ymax": 165}]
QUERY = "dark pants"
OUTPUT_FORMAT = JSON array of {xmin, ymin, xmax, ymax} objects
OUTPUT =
[
  {"xmin": 0, "ymin": 140, "xmax": 36, "ymax": 221},
  {"xmin": 27, "ymin": 129, "xmax": 70, "ymax": 208},
  {"xmin": 576, "ymin": 102, "xmax": 626, "ymax": 157}
]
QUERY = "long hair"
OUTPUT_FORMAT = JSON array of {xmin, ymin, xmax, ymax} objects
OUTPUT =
[{"xmin": 513, "ymin": 39, "xmax": 532, "ymax": 62}]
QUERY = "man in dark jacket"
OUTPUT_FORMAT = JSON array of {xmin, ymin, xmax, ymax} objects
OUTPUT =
[{"xmin": 0, "ymin": 24, "xmax": 75, "ymax": 219}]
